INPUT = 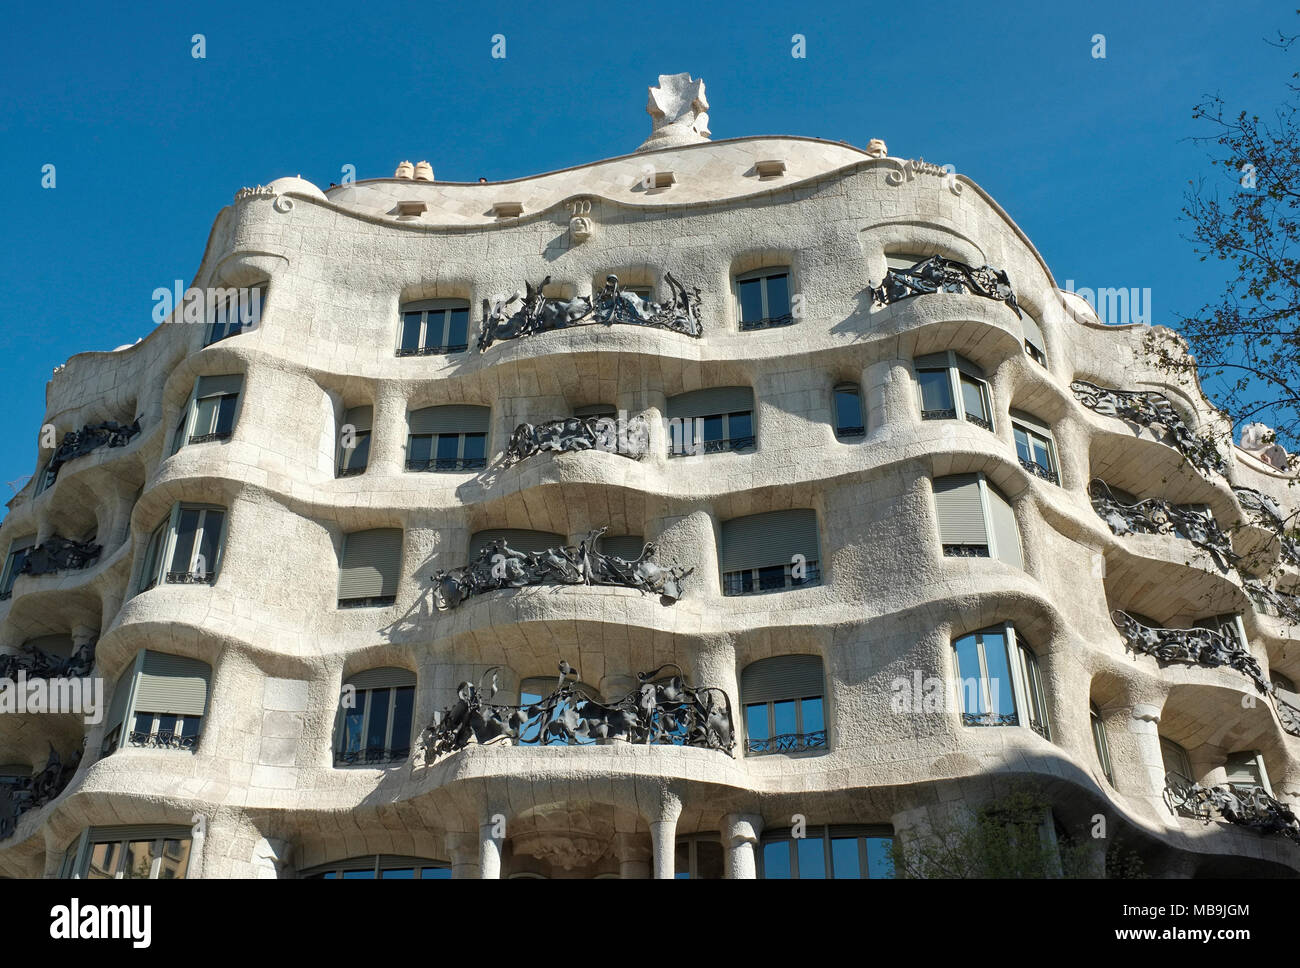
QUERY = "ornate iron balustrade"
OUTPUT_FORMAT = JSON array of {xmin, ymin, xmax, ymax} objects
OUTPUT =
[
  {"xmin": 746, "ymin": 730, "xmax": 827, "ymax": 755},
  {"xmin": 337, "ymin": 595, "xmax": 396, "ymax": 609},
  {"xmin": 418, "ymin": 660, "xmax": 734, "ymax": 760},
  {"xmin": 433, "ymin": 527, "xmax": 693, "ymax": 608},
  {"xmin": 738, "ymin": 313, "xmax": 795, "ymax": 332},
  {"xmin": 1164, "ymin": 772, "xmax": 1300, "ymax": 845},
  {"xmin": 966, "ymin": 413, "xmax": 993, "ymax": 432},
  {"xmin": 505, "ymin": 415, "xmax": 648, "ymax": 465},
  {"xmin": 1019, "ymin": 457, "xmax": 1059, "ymax": 485},
  {"xmin": 165, "ymin": 571, "xmax": 216, "ymax": 585},
  {"xmin": 921, "ymin": 407, "xmax": 958, "ymax": 421},
  {"xmin": 836, "ymin": 425, "xmax": 866, "ymax": 439},
  {"xmin": 478, "ymin": 273, "xmax": 703, "ymax": 351},
  {"xmin": 1028, "ymin": 717, "xmax": 1050, "ymax": 740},
  {"xmin": 337, "ymin": 466, "xmax": 366, "ymax": 478},
  {"xmin": 334, "ymin": 746, "xmax": 410, "ymax": 765},
  {"xmin": 1089, "ymin": 480, "xmax": 1238, "ymax": 570},
  {"xmin": 405, "ymin": 456, "xmax": 488, "ymax": 472},
  {"xmin": 869, "ymin": 256, "xmax": 1021, "ymax": 317},
  {"xmin": 1071, "ymin": 380, "xmax": 1227, "ymax": 479},
  {"xmin": 45, "ymin": 418, "xmax": 141, "ymax": 484},
  {"xmin": 188, "ymin": 431, "xmax": 231, "ymax": 445},
  {"xmin": 0, "ymin": 637, "xmax": 95, "ymax": 681},
  {"xmin": 1111, "ymin": 610, "xmax": 1269, "ymax": 694},
  {"xmin": 1243, "ymin": 579, "xmax": 1300, "ymax": 625},
  {"xmin": 943, "ymin": 544, "xmax": 990, "ymax": 558},
  {"xmin": 0, "ymin": 744, "xmax": 81, "ymax": 841},
  {"xmin": 1275, "ymin": 691, "xmax": 1300, "ymax": 737},
  {"xmin": 962, "ymin": 711, "xmax": 1019, "ymax": 727},
  {"xmin": 17, "ymin": 537, "xmax": 102, "ymax": 577},
  {"xmin": 669, "ymin": 434, "xmax": 755, "ymax": 457},
  {"xmin": 127, "ymin": 730, "xmax": 201, "ymax": 751},
  {"xmin": 395, "ymin": 343, "xmax": 468, "ymax": 357},
  {"xmin": 1234, "ymin": 487, "xmax": 1300, "ymax": 566}
]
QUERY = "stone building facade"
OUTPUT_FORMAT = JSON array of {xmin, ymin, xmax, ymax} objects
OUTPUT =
[{"xmin": 1, "ymin": 75, "xmax": 1298, "ymax": 878}]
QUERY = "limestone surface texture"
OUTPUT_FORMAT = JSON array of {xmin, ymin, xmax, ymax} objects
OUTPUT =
[{"xmin": 1, "ymin": 96, "xmax": 1298, "ymax": 879}]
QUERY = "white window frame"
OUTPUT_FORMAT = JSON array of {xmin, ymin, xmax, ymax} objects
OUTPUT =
[
  {"xmin": 63, "ymin": 827, "xmax": 194, "ymax": 879},
  {"xmin": 669, "ymin": 411, "xmax": 755, "ymax": 457},
  {"xmin": 171, "ymin": 380, "xmax": 241, "ymax": 456},
  {"xmin": 1090, "ymin": 703, "xmax": 1114, "ymax": 786},
  {"xmin": 406, "ymin": 431, "xmax": 488, "ymax": 471},
  {"xmin": 914, "ymin": 351, "xmax": 993, "ymax": 431},
  {"xmin": 937, "ymin": 471, "xmax": 1017, "ymax": 561},
  {"xmin": 1224, "ymin": 750, "xmax": 1274, "ymax": 796},
  {"xmin": 397, "ymin": 299, "xmax": 471, "ymax": 355},
  {"xmin": 952, "ymin": 622, "xmax": 1044, "ymax": 735},
  {"xmin": 33, "ymin": 457, "xmax": 55, "ymax": 497},
  {"xmin": 204, "ymin": 285, "xmax": 264, "ymax": 346},
  {"xmin": 136, "ymin": 503, "xmax": 226, "ymax": 592},
  {"xmin": 722, "ymin": 559, "xmax": 821, "ymax": 596},
  {"xmin": 1011, "ymin": 418, "xmax": 1059, "ymax": 483},
  {"xmin": 0, "ymin": 537, "xmax": 35, "ymax": 599},
  {"xmin": 734, "ymin": 267, "xmax": 794, "ymax": 330},
  {"xmin": 335, "ymin": 682, "xmax": 416, "ymax": 764}
]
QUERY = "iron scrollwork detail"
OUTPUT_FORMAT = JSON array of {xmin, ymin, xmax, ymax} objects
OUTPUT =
[
  {"xmin": 44, "ymin": 419, "xmax": 141, "ymax": 486},
  {"xmin": 418, "ymin": 660, "xmax": 734, "ymax": 761},
  {"xmin": 478, "ymin": 273, "xmax": 703, "ymax": 351},
  {"xmin": 1164, "ymin": 772, "xmax": 1300, "ymax": 845},
  {"xmin": 18, "ymin": 537, "xmax": 102, "ymax": 577},
  {"xmin": 0, "ymin": 637, "xmax": 96, "ymax": 681},
  {"xmin": 1234, "ymin": 487, "xmax": 1300, "ymax": 566},
  {"xmin": 504, "ymin": 415, "xmax": 649, "ymax": 465},
  {"xmin": 869, "ymin": 256, "xmax": 1021, "ymax": 317},
  {"xmin": 0, "ymin": 744, "xmax": 82, "ymax": 841},
  {"xmin": 1089, "ymin": 480, "xmax": 1238, "ymax": 570},
  {"xmin": 1111, "ymin": 610, "xmax": 1269, "ymax": 694},
  {"xmin": 1071, "ymin": 380, "xmax": 1226, "ymax": 478},
  {"xmin": 432, "ymin": 527, "xmax": 693, "ymax": 608}
]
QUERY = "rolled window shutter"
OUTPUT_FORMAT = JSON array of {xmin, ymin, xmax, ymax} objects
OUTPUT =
[
  {"xmin": 599, "ymin": 535, "xmax": 645, "ymax": 560},
  {"xmin": 741, "ymin": 655, "xmax": 825, "ymax": 705},
  {"xmin": 720, "ymin": 509, "xmax": 819, "ymax": 573},
  {"xmin": 1224, "ymin": 751, "xmax": 1262, "ymax": 786},
  {"xmin": 408, "ymin": 405, "xmax": 489, "ymax": 435},
  {"xmin": 667, "ymin": 387, "xmax": 754, "ymax": 419},
  {"xmin": 885, "ymin": 253, "xmax": 928, "ymax": 270},
  {"xmin": 346, "ymin": 667, "xmax": 415, "ymax": 691},
  {"xmin": 913, "ymin": 352, "xmax": 949, "ymax": 369},
  {"xmin": 1021, "ymin": 314, "xmax": 1046, "ymax": 358},
  {"xmin": 338, "ymin": 529, "xmax": 403, "ymax": 599},
  {"xmin": 195, "ymin": 374, "xmax": 243, "ymax": 398},
  {"xmin": 1009, "ymin": 409, "xmax": 1052, "ymax": 437},
  {"xmin": 343, "ymin": 406, "xmax": 373, "ymax": 434},
  {"xmin": 87, "ymin": 824, "xmax": 194, "ymax": 844},
  {"xmin": 25, "ymin": 633, "xmax": 74, "ymax": 658},
  {"xmin": 952, "ymin": 354, "xmax": 985, "ymax": 380},
  {"xmin": 468, "ymin": 529, "xmax": 565, "ymax": 559},
  {"xmin": 985, "ymin": 484, "xmax": 1023, "ymax": 569},
  {"xmin": 933, "ymin": 475, "xmax": 988, "ymax": 546},
  {"xmin": 132, "ymin": 652, "xmax": 210, "ymax": 716},
  {"xmin": 105, "ymin": 663, "xmax": 136, "ymax": 735},
  {"xmin": 0, "ymin": 764, "xmax": 28, "ymax": 779},
  {"xmin": 401, "ymin": 298, "xmax": 469, "ymax": 313}
]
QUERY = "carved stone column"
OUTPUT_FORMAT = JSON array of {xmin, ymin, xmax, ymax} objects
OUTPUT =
[
  {"xmin": 648, "ymin": 794, "xmax": 682, "ymax": 879},
  {"xmin": 613, "ymin": 833, "xmax": 650, "ymax": 878},
  {"xmin": 1130, "ymin": 703, "xmax": 1168, "ymax": 804},
  {"xmin": 479, "ymin": 814, "xmax": 505, "ymax": 879},
  {"xmin": 445, "ymin": 831, "xmax": 481, "ymax": 879},
  {"xmin": 369, "ymin": 384, "xmax": 409, "ymax": 474},
  {"xmin": 723, "ymin": 813, "xmax": 762, "ymax": 879}
]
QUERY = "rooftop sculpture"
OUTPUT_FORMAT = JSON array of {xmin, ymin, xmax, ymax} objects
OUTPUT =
[{"xmin": 638, "ymin": 73, "xmax": 710, "ymax": 151}]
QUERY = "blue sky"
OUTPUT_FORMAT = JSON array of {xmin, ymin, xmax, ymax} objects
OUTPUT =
[{"xmin": 0, "ymin": 0, "xmax": 1292, "ymax": 510}]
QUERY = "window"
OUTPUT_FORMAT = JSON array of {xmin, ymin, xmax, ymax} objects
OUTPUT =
[
  {"xmin": 398, "ymin": 299, "xmax": 470, "ymax": 355},
  {"xmin": 833, "ymin": 383, "xmax": 865, "ymax": 438},
  {"xmin": 205, "ymin": 285, "xmax": 264, "ymax": 346},
  {"xmin": 171, "ymin": 374, "xmax": 242, "ymax": 455},
  {"xmin": 932, "ymin": 473, "xmax": 1022, "ymax": 567},
  {"xmin": 735, "ymin": 267, "xmax": 793, "ymax": 330},
  {"xmin": 666, "ymin": 387, "xmax": 755, "ymax": 456},
  {"xmin": 62, "ymin": 826, "xmax": 194, "ymax": 879},
  {"xmin": 301, "ymin": 855, "xmax": 451, "ymax": 879},
  {"xmin": 1022, "ymin": 312, "xmax": 1047, "ymax": 366},
  {"xmin": 953, "ymin": 623, "xmax": 1048, "ymax": 734},
  {"xmin": 674, "ymin": 835, "xmax": 724, "ymax": 879},
  {"xmin": 407, "ymin": 405, "xmax": 489, "ymax": 471},
  {"xmin": 0, "ymin": 536, "xmax": 35, "ymax": 600},
  {"xmin": 337, "ymin": 528, "xmax": 402, "ymax": 608},
  {"xmin": 914, "ymin": 351, "xmax": 993, "ymax": 430},
  {"xmin": 1091, "ymin": 704, "xmax": 1114, "ymax": 785},
  {"xmin": 1011, "ymin": 412, "xmax": 1059, "ymax": 485},
  {"xmin": 136, "ymin": 504, "xmax": 226, "ymax": 592},
  {"xmin": 336, "ymin": 668, "xmax": 415, "ymax": 764},
  {"xmin": 741, "ymin": 654, "xmax": 826, "ymax": 754},
  {"xmin": 1160, "ymin": 736, "xmax": 1193, "ymax": 783},
  {"xmin": 1224, "ymin": 751, "xmax": 1273, "ymax": 795},
  {"xmin": 337, "ymin": 405, "xmax": 372, "ymax": 477},
  {"xmin": 720, "ymin": 509, "xmax": 821, "ymax": 596},
  {"xmin": 758, "ymin": 826, "xmax": 895, "ymax": 879},
  {"xmin": 518, "ymin": 676, "xmax": 602, "ymax": 746},
  {"xmin": 885, "ymin": 252, "xmax": 929, "ymax": 271},
  {"xmin": 101, "ymin": 651, "xmax": 210, "ymax": 755},
  {"xmin": 33, "ymin": 457, "xmax": 55, "ymax": 497}
]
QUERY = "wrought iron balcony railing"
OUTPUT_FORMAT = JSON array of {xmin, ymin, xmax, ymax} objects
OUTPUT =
[
  {"xmin": 943, "ymin": 544, "xmax": 990, "ymax": 558},
  {"xmin": 836, "ymin": 426, "xmax": 866, "ymax": 439},
  {"xmin": 44, "ymin": 418, "xmax": 141, "ymax": 485},
  {"xmin": 0, "ymin": 637, "xmax": 96, "ymax": 681},
  {"xmin": 869, "ymin": 255, "xmax": 1022, "ymax": 317},
  {"xmin": 504, "ymin": 416, "xmax": 648, "ymax": 465},
  {"xmin": 962, "ymin": 711, "xmax": 1019, "ymax": 727},
  {"xmin": 165, "ymin": 571, "xmax": 217, "ymax": 585},
  {"xmin": 1089, "ymin": 480, "xmax": 1238, "ymax": 570},
  {"xmin": 1019, "ymin": 457, "xmax": 1059, "ymax": 485},
  {"xmin": 1071, "ymin": 380, "xmax": 1226, "ymax": 479},
  {"xmin": 396, "ymin": 344, "xmax": 468, "ymax": 357},
  {"xmin": 0, "ymin": 746, "xmax": 81, "ymax": 842},
  {"xmin": 1164, "ymin": 772, "xmax": 1300, "ymax": 845},
  {"xmin": 966, "ymin": 413, "xmax": 993, "ymax": 432},
  {"xmin": 334, "ymin": 746, "xmax": 410, "ymax": 766},
  {"xmin": 128, "ymin": 731, "xmax": 201, "ymax": 751},
  {"xmin": 669, "ymin": 435, "xmax": 756, "ymax": 457},
  {"xmin": 746, "ymin": 730, "xmax": 827, "ymax": 755},
  {"xmin": 337, "ymin": 595, "xmax": 396, "ymax": 609},
  {"xmin": 921, "ymin": 407, "xmax": 957, "ymax": 421},
  {"xmin": 405, "ymin": 457, "xmax": 488, "ymax": 472},
  {"xmin": 336, "ymin": 465, "xmax": 366, "ymax": 478},
  {"xmin": 188, "ymin": 431, "xmax": 232, "ymax": 445},
  {"xmin": 739, "ymin": 313, "xmax": 795, "ymax": 332},
  {"xmin": 419, "ymin": 660, "xmax": 734, "ymax": 760},
  {"xmin": 1111, "ymin": 611, "xmax": 1269, "ymax": 694},
  {"xmin": 18, "ymin": 537, "xmax": 102, "ymax": 577},
  {"xmin": 1233, "ymin": 487, "xmax": 1300, "ymax": 567}
]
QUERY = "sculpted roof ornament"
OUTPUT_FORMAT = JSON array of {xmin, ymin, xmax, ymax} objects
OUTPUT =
[{"xmin": 638, "ymin": 73, "xmax": 710, "ymax": 151}]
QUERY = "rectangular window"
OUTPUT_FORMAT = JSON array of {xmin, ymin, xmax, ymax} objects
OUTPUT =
[
  {"xmin": 205, "ymin": 287, "xmax": 263, "ymax": 346},
  {"xmin": 67, "ymin": 828, "xmax": 194, "ymax": 879},
  {"xmin": 954, "ymin": 626, "xmax": 1019, "ymax": 727},
  {"xmin": 736, "ymin": 269, "xmax": 794, "ymax": 330},
  {"xmin": 338, "ymin": 529, "xmax": 403, "ymax": 608},
  {"xmin": 397, "ymin": 301, "xmax": 470, "ymax": 355},
  {"xmin": 1012, "ymin": 419, "xmax": 1059, "ymax": 485},
  {"xmin": 0, "ymin": 537, "xmax": 35, "ymax": 600},
  {"xmin": 916, "ymin": 353, "xmax": 992, "ymax": 431},
  {"xmin": 758, "ymin": 828, "xmax": 896, "ymax": 879},
  {"xmin": 338, "ymin": 405, "xmax": 372, "ymax": 477},
  {"xmin": 833, "ymin": 384, "xmax": 865, "ymax": 438},
  {"xmin": 917, "ymin": 369, "xmax": 955, "ymax": 419}
]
